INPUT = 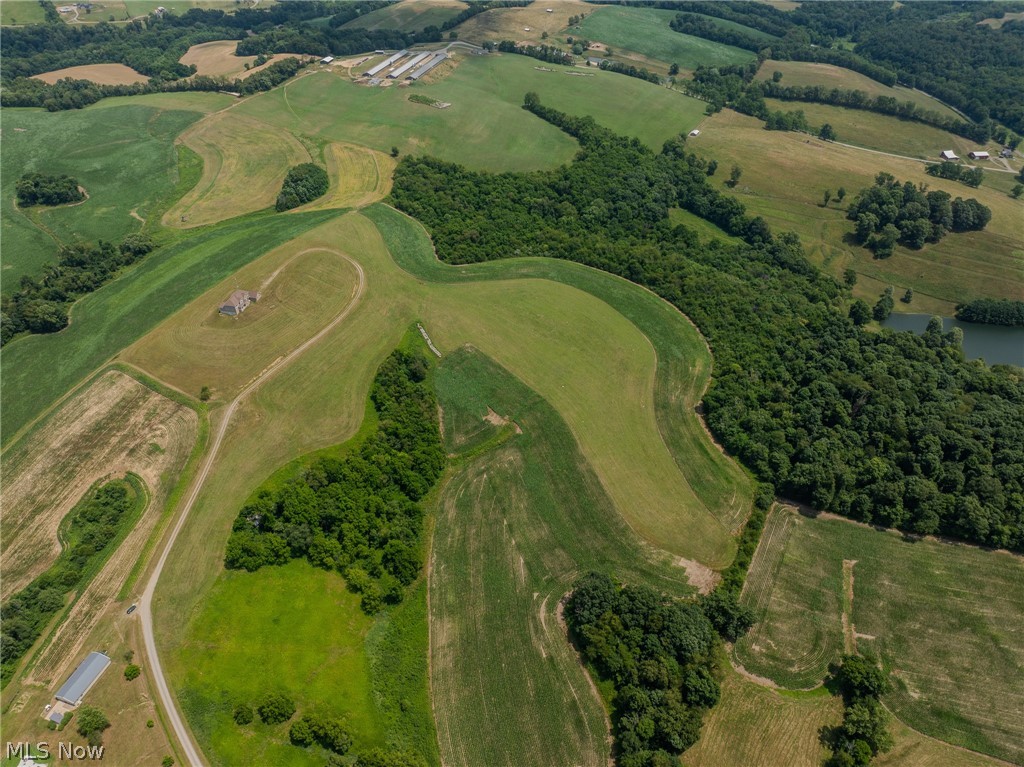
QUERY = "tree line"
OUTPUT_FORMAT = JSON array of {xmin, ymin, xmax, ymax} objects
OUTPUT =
[
  {"xmin": 925, "ymin": 161, "xmax": 985, "ymax": 189},
  {"xmin": 824, "ymin": 655, "xmax": 893, "ymax": 767},
  {"xmin": 956, "ymin": 298, "xmax": 1024, "ymax": 327},
  {"xmin": 276, "ymin": 163, "xmax": 329, "ymax": 212},
  {"xmin": 496, "ymin": 40, "xmax": 575, "ymax": 66},
  {"xmin": 2, "ymin": 234, "xmax": 155, "ymax": 345},
  {"xmin": 391, "ymin": 94, "xmax": 1024, "ymax": 552},
  {"xmin": 224, "ymin": 349, "xmax": 445, "ymax": 615},
  {"xmin": 846, "ymin": 172, "xmax": 990, "ymax": 257},
  {"xmin": 15, "ymin": 172, "xmax": 85, "ymax": 206},
  {"xmin": 0, "ymin": 479, "xmax": 140, "ymax": 686},
  {"xmin": 598, "ymin": 59, "xmax": 661, "ymax": 85}
]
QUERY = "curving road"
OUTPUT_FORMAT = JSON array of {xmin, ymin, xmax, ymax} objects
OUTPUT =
[{"xmin": 139, "ymin": 250, "xmax": 366, "ymax": 767}]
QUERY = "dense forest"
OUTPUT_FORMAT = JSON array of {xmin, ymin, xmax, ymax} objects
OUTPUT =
[
  {"xmin": 392, "ymin": 95, "xmax": 1024, "ymax": 552},
  {"xmin": 565, "ymin": 574, "xmax": 726, "ymax": 766},
  {"xmin": 15, "ymin": 172, "xmax": 85, "ymax": 207},
  {"xmin": 845, "ymin": 173, "xmax": 990, "ymax": 256},
  {"xmin": 0, "ymin": 479, "xmax": 141, "ymax": 685},
  {"xmin": 956, "ymin": 299, "xmax": 1024, "ymax": 327},
  {"xmin": 224, "ymin": 349, "xmax": 445, "ymax": 614},
  {"xmin": 1, "ymin": 235, "xmax": 154, "ymax": 345},
  {"xmin": 276, "ymin": 164, "xmax": 329, "ymax": 212}
]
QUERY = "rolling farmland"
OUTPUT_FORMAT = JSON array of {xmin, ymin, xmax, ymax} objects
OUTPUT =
[{"xmin": 341, "ymin": 0, "xmax": 467, "ymax": 32}]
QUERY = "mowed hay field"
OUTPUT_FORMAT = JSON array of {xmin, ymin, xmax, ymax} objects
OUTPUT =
[
  {"xmin": 124, "ymin": 243, "xmax": 361, "ymax": 399},
  {"xmin": 179, "ymin": 40, "xmax": 303, "ymax": 81},
  {"xmin": 164, "ymin": 111, "xmax": 310, "ymax": 227},
  {"xmin": 755, "ymin": 60, "xmax": 963, "ymax": 122},
  {"xmin": 1, "ymin": 103, "xmax": 206, "ymax": 284},
  {"xmin": 341, "ymin": 0, "xmax": 467, "ymax": 32},
  {"xmin": 577, "ymin": 6, "xmax": 762, "ymax": 72},
  {"xmin": 735, "ymin": 506, "xmax": 1024, "ymax": 764},
  {"xmin": 31, "ymin": 63, "xmax": 149, "ymax": 85},
  {"xmin": 294, "ymin": 142, "xmax": 395, "ymax": 212},
  {"xmin": 0, "ymin": 370, "xmax": 197, "ymax": 600},
  {"xmin": 1, "ymin": 0, "xmax": 48, "ymax": 25},
  {"xmin": 451, "ymin": 0, "xmax": 593, "ymax": 45},
  {"xmin": 235, "ymin": 53, "xmax": 705, "ymax": 172},
  {"xmin": 430, "ymin": 348, "xmax": 691, "ymax": 767},
  {"xmin": 691, "ymin": 110, "xmax": 1024, "ymax": 313}
]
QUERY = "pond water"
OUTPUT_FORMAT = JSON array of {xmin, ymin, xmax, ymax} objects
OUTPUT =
[{"xmin": 883, "ymin": 313, "xmax": 1024, "ymax": 367}]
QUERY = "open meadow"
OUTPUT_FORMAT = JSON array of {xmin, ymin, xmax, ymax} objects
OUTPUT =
[
  {"xmin": 31, "ymin": 63, "xmax": 149, "ymax": 85},
  {"xmin": 1, "ymin": 103, "xmax": 206, "ymax": 284},
  {"xmin": 755, "ymin": 60, "xmax": 964, "ymax": 122},
  {"xmin": 178, "ymin": 41, "xmax": 304, "ymax": 81},
  {"xmin": 295, "ymin": 142, "xmax": 395, "ymax": 212},
  {"xmin": 691, "ymin": 109, "xmax": 1024, "ymax": 314},
  {"xmin": 735, "ymin": 506, "xmax": 1024, "ymax": 764},
  {"xmin": 1, "ymin": 0, "xmax": 48, "ymax": 25},
  {"xmin": 449, "ymin": 0, "xmax": 593, "ymax": 46},
  {"xmin": 341, "ymin": 0, "xmax": 467, "ymax": 32}
]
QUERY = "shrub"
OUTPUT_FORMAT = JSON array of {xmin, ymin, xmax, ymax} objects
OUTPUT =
[
  {"xmin": 256, "ymin": 692, "xmax": 295, "ymax": 725},
  {"xmin": 124, "ymin": 663, "xmax": 141, "ymax": 681},
  {"xmin": 232, "ymin": 702, "xmax": 253, "ymax": 725}
]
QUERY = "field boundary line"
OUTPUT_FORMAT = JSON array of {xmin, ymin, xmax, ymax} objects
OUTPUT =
[{"xmin": 139, "ymin": 248, "xmax": 366, "ymax": 767}]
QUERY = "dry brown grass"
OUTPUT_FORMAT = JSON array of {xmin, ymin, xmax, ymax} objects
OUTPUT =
[
  {"xmin": 0, "ymin": 370, "xmax": 197, "ymax": 600},
  {"xmin": 179, "ymin": 40, "xmax": 304, "ymax": 81},
  {"xmin": 293, "ymin": 142, "xmax": 396, "ymax": 212},
  {"xmin": 31, "ymin": 63, "xmax": 149, "ymax": 85},
  {"xmin": 163, "ymin": 111, "xmax": 310, "ymax": 227},
  {"xmin": 452, "ymin": 0, "xmax": 593, "ymax": 46}
]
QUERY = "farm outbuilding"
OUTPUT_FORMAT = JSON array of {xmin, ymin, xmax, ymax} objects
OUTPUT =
[
  {"xmin": 219, "ymin": 289, "xmax": 261, "ymax": 316},
  {"xmin": 968, "ymin": 150, "xmax": 990, "ymax": 160},
  {"xmin": 320, "ymin": 56, "xmax": 334, "ymax": 64},
  {"xmin": 55, "ymin": 652, "xmax": 110, "ymax": 706},
  {"xmin": 365, "ymin": 50, "xmax": 408, "ymax": 77},
  {"xmin": 408, "ymin": 52, "xmax": 448, "ymax": 81},
  {"xmin": 939, "ymin": 150, "xmax": 958, "ymax": 161},
  {"xmin": 389, "ymin": 51, "xmax": 431, "ymax": 79}
]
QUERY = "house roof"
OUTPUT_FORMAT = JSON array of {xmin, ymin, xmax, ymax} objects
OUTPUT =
[{"xmin": 55, "ymin": 652, "xmax": 110, "ymax": 704}]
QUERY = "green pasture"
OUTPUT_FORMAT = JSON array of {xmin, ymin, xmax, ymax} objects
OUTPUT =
[
  {"xmin": 429, "ymin": 347, "xmax": 692, "ymax": 767},
  {"xmin": 0, "ymin": 209, "xmax": 337, "ymax": 445},
  {"xmin": 341, "ymin": 0, "xmax": 467, "ymax": 32},
  {"xmin": 1, "ymin": 104, "xmax": 205, "ymax": 286},
  {"xmin": 233, "ymin": 54, "xmax": 705, "ymax": 171},
  {"xmin": 1, "ymin": 0, "xmax": 48, "ymax": 25},
  {"xmin": 576, "ymin": 6, "xmax": 760, "ymax": 71},
  {"xmin": 736, "ymin": 507, "xmax": 1024, "ymax": 764}
]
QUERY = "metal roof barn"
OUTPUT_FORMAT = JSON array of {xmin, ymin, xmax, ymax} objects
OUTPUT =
[
  {"xmin": 55, "ymin": 652, "xmax": 110, "ymax": 705},
  {"xmin": 408, "ymin": 52, "xmax": 448, "ymax": 81},
  {"xmin": 389, "ymin": 51, "xmax": 432, "ymax": 79},
  {"xmin": 365, "ymin": 50, "xmax": 408, "ymax": 77}
]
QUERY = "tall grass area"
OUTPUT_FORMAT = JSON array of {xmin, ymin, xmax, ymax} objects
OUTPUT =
[
  {"xmin": 735, "ymin": 507, "xmax": 1024, "ymax": 764},
  {"xmin": 1, "ymin": 105, "xmax": 206, "ymax": 284},
  {"xmin": 1, "ymin": 209, "xmax": 338, "ymax": 446}
]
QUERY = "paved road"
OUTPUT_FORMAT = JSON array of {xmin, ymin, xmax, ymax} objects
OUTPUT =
[{"xmin": 139, "ymin": 250, "xmax": 366, "ymax": 767}]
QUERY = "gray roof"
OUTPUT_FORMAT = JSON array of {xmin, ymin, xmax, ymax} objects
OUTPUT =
[
  {"xmin": 55, "ymin": 652, "xmax": 110, "ymax": 705},
  {"xmin": 389, "ymin": 51, "xmax": 431, "ymax": 79},
  {"xmin": 408, "ymin": 52, "xmax": 448, "ymax": 81},
  {"xmin": 365, "ymin": 50, "xmax": 407, "ymax": 77}
]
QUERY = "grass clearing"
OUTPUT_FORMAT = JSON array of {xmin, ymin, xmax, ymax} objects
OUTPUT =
[
  {"xmin": 235, "ymin": 53, "xmax": 705, "ymax": 172},
  {"xmin": 692, "ymin": 109, "xmax": 1024, "ymax": 313},
  {"xmin": 31, "ymin": 63, "xmax": 150, "ymax": 85},
  {"xmin": 755, "ymin": 60, "xmax": 963, "ymax": 121},
  {"xmin": 577, "ymin": 6, "xmax": 760, "ymax": 72},
  {"xmin": 1, "ymin": 1, "xmax": 48, "ymax": 25},
  {"xmin": 179, "ymin": 41, "xmax": 303, "ymax": 81},
  {"xmin": 295, "ymin": 142, "xmax": 394, "ymax": 212},
  {"xmin": 430, "ymin": 347, "xmax": 693, "ymax": 767},
  {"xmin": 1, "ymin": 104, "xmax": 206, "ymax": 285},
  {"xmin": 123, "ymin": 244, "xmax": 360, "ymax": 399},
  {"xmin": 735, "ymin": 506, "xmax": 1024, "ymax": 763},
  {"xmin": 341, "ymin": 0, "xmax": 467, "ymax": 32},
  {"xmin": 164, "ymin": 110, "xmax": 311, "ymax": 227},
  {"xmin": 451, "ymin": 0, "xmax": 593, "ymax": 46}
]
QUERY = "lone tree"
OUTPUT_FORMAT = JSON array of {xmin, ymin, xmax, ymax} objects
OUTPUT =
[
  {"xmin": 124, "ymin": 664, "xmax": 141, "ymax": 681},
  {"xmin": 199, "ymin": 386, "xmax": 211, "ymax": 402},
  {"xmin": 837, "ymin": 186, "xmax": 847, "ymax": 203},
  {"xmin": 823, "ymin": 189, "xmax": 832, "ymax": 206},
  {"xmin": 727, "ymin": 165, "xmax": 743, "ymax": 188},
  {"xmin": 819, "ymin": 123, "xmax": 837, "ymax": 141},
  {"xmin": 391, "ymin": 146, "xmax": 399, "ymax": 158},
  {"xmin": 901, "ymin": 288, "xmax": 914, "ymax": 304},
  {"xmin": 669, "ymin": 62, "xmax": 679, "ymax": 76},
  {"xmin": 256, "ymin": 692, "xmax": 295, "ymax": 725},
  {"xmin": 233, "ymin": 702, "xmax": 254, "ymax": 725}
]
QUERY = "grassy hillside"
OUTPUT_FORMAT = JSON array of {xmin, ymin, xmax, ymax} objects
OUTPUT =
[
  {"xmin": 577, "ymin": 6, "xmax": 760, "ymax": 71},
  {"xmin": 233, "ymin": 54, "xmax": 705, "ymax": 170},
  {"xmin": 431, "ymin": 347, "xmax": 691, "ymax": 767},
  {"xmin": 340, "ymin": 0, "xmax": 467, "ymax": 32},
  {"xmin": 735, "ymin": 506, "xmax": 1024, "ymax": 764},
  {"xmin": 692, "ymin": 110, "xmax": 1024, "ymax": 315},
  {"xmin": 1, "ymin": 104, "xmax": 205, "ymax": 285}
]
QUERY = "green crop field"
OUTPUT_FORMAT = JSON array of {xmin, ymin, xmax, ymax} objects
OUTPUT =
[
  {"xmin": 755, "ymin": 60, "xmax": 964, "ymax": 122},
  {"xmin": 341, "ymin": 0, "xmax": 467, "ymax": 32},
  {"xmin": 1, "ymin": 104, "xmax": 205, "ymax": 285},
  {"xmin": 576, "ymin": 6, "xmax": 760, "ymax": 72},
  {"xmin": 430, "ymin": 347, "xmax": 694, "ymax": 767},
  {"xmin": 735, "ymin": 506, "xmax": 1024, "ymax": 764},
  {"xmin": 233, "ymin": 53, "xmax": 705, "ymax": 171},
  {"xmin": 692, "ymin": 109, "xmax": 1024, "ymax": 315}
]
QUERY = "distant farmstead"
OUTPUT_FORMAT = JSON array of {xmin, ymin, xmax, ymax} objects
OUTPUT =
[
  {"xmin": 219, "ymin": 289, "xmax": 261, "ymax": 317},
  {"xmin": 939, "ymin": 150, "xmax": 959, "ymax": 161},
  {"xmin": 55, "ymin": 652, "xmax": 110, "ymax": 706},
  {"xmin": 968, "ymin": 150, "xmax": 990, "ymax": 160}
]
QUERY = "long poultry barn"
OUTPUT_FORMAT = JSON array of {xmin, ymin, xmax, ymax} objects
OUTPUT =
[
  {"xmin": 389, "ymin": 51, "xmax": 432, "ymax": 79},
  {"xmin": 364, "ymin": 50, "xmax": 407, "ymax": 78},
  {"xmin": 408, "ymin": 52, "xmax": 448, "ymax": 81}
]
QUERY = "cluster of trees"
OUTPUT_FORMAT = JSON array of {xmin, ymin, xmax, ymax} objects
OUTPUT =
[
  {"xmin": 925, "ymin": 161, "xmax": 984, "ymax": 188},
  {"xmin": 955, "ymin": 298, "xmax": 1024, "ymax": 327},
  {"xmin": 224, "ymin": 350, "xmax": 445, "ymax": 614},
  {"xmin": 392, "ymin": 95, "xmax": 1024, "ymax": 552},
  {"xmin": 824, "ymin": 655, "xmax": 893, "ymax": 766},
  {"xmin": 846, "ymin": 173, "xmax": 991, "ymax": 256},
  {"xmin": 1, "ymin": 480, "xmax": 138, "ymax": 685},
  {"xmin": 15, "ymin": 172, "xmax": 84, "ymax": 206},
  {"xmin": 598, "ymin": 59, "xmax": 661, "ymax": 84},
  {"xmin": 565, "ymin": 574, "xmax": 725, "ymax": 766},
  {"xmin": 289, "ymin": 711, "xmax": 351, "ymax": 755},
  {"xmin": 75, "ymin": 705, "xmax": 112, "ymax": 748},
  {"xmin": 276, "ymin": 163, "xmax": 329, "ymax": 212},
  {"xmin": 1, "ymin": 234, "xmax": 155, "ymax": 345},
  {"xmin": 496, "ymin": 40, "xmax": 574, "ymax": 66}
]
